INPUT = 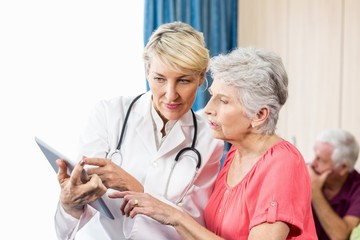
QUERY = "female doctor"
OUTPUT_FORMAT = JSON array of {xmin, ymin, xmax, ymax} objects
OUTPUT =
[{"xmin": 54, "ymin": 21, "xmax": 224, "ymax": 240}]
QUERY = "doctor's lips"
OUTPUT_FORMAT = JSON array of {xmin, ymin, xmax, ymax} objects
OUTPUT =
[{"xmin": 165, "ymin": 103, "xmax": 181, "ymax": 110}]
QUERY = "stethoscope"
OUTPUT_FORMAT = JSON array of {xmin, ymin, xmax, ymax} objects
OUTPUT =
[{"xmin": 107, "ymin": 93, "xmax": 202, "ymax": 205}]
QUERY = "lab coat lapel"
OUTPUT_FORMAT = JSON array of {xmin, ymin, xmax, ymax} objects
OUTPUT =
[
  {"xmin": 156, "ymin": 110, "xmax": 193, "ymax": 159},
  {"xmin": 132, "ymin": 92, "xmax": 193, "ymax": 159},
  {"xmin": 156, "ymin": 122, "xmax": 186, "ymax": 158},
  {"xmin": 132, "ymin": 93, "xmax": 157, "ymax": 155},
  {"xmin": 135, "ymin": 114, "xmax": 188, "ymax": 159},
  {"xmin": 135, "ymin": 115, "xmax": 157, "ymax": 155}
]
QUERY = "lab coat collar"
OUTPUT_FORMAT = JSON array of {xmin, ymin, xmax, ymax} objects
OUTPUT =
[
  {"xmin": 156, "ymin": 110, "xmax": 194, "ymax": 158},
  {"xmin": 133, "ymin": 91, "xmax": 194, "ymax": 160}
]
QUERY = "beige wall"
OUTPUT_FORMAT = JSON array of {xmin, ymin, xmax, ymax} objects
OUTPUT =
[{"xmin": 238, "ymin": 0, "xmax": 360, "ymax": 170}]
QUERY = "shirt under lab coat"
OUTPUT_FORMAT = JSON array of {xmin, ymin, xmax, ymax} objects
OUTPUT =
[{"xmin": 54, "ymin": 91, "xmax": 224, "ymax": 240}]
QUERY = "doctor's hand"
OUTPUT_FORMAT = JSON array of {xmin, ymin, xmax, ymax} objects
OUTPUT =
[
  {"xmin": 82, "ymin": 157, "xmax": 144, "ymax": 193},
  {"xmin": 56, "ymin": 159, "xmax": 107, "ymax": 219}
]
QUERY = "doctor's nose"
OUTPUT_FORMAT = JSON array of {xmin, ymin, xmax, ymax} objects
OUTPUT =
[{"xmin": 165, "ymin": 85, "xmax": 179, "ymax": 101}]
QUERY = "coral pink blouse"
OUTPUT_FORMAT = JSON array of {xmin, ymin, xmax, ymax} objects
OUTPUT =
[{"xmin": 204, "ymin": 140, "xmax": 317, "ymax": 240}]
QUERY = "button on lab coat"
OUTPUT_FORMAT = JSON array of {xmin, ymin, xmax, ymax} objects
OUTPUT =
[{"xmin": 55, "ymin": 91, "xmax": 224, "ymax": 240}]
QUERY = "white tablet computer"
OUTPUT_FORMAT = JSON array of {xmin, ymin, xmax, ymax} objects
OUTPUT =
[{"xmin": 35, "ymin": 136, "xmax": 115, "ymax": 220}]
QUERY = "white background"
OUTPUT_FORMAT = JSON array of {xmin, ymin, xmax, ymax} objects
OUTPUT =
[{"xmin": 0, "ymin": 1, "xmax": 145, "ymax": 239}]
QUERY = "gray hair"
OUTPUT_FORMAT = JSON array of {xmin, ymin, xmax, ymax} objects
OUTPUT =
[
  {"xmin": 209, "ymin": 47, "xmax": 288, "ymax": 134},
  {"xmin": 316, "ymin": 129, "xmax": 359, "ymax": 171},
  {"xmin": 143, "ymin": 21, "xmax": 209, "ymax": 76}
]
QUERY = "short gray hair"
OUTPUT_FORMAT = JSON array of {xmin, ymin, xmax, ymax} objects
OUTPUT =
[
  {"xmin": 209, "ymin": 47, "xmax": 288, "ymax": 134},
  {"xmin": 316, "ymin": 129, "xmax": 359, "ymax": 171}
]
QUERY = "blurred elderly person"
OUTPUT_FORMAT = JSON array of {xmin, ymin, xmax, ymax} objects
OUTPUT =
[
  {"xmin": 308, "ymin": 129, "xmax": 360, "ymax": 240},
  {"xmin": 110, "ymin": 47, "xmax": 317, "ymax": 239}
]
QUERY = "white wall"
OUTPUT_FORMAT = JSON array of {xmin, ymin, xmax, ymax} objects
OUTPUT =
[{"xmin": 0, "ymin": 1, "xmax": 145, "ymax": 239}]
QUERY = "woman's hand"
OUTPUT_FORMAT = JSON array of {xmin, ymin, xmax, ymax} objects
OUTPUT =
[
  {"xmin": 109, "ymin": 191, "xmax": 225, "ymax": 240},
  {"xmin": 108, "ymin": 191, "xmax": 177, "ymax": 226}
]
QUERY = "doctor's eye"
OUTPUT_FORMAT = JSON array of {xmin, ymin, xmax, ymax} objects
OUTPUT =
[
  {"xmin": 178, "ymin": 78, "xmax": 191, "ymax": 84},
  {"xmin": 153, "ymin": 77, "xmax": 166, "ymax": 82}
]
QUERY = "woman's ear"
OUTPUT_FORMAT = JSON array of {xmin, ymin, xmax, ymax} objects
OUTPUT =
[{"xmin": 251, "ymin": 106, "xmax": 269, "ymax": 128}]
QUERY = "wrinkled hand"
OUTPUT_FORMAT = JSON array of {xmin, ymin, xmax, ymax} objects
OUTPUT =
[
  {"xmin": 108, "ymin": 191, "xmax": 176, "ymax": 226},
  {"xmin": 56, "ymin": 159, "xmax": 107, "ymax": 219},
  {"xmin": 307, "ymin": 165, "xmax": 331, "ymax": 195},
  {"xmin": 82, "ymin": 157, "xmax": 144, "ymax": 192}
]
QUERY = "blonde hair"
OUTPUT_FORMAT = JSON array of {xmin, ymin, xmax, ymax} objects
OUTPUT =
[{"xmin": 143, "ymin": 22, "xmax": 209, "ymax": 75}]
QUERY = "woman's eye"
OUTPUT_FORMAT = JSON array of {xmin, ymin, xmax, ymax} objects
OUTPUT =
[{"xmin": 220, "ymin": 98, "xmax": 228, "ymax": 104}]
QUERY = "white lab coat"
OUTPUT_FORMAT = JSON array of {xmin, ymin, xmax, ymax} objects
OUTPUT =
[{"xmin": 55, "ymin": 91, "xmax": 224, "ymax": 240}]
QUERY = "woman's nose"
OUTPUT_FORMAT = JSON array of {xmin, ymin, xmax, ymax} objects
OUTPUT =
[{"xmin": 203, "ymin": 99, "xmax": 214, "ymax": 115}]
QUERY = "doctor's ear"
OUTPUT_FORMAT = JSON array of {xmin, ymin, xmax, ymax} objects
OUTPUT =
[
  {"xmin": 145, "ymin": 63, "xmax": 150, "ymax": 78},
  {"xmin": 198, "ymin": 70, "xmax": 206, "ymax": 86}
]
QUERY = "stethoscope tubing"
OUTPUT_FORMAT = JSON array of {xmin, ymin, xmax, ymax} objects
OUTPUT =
[{"xmin": 110, "ymin": 93, "xmax": 202, "ymax": 204}]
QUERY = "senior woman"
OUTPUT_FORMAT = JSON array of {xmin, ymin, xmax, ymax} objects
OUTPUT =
[{"xmin": 109, "ymin": 47, "xmax": 318, "ymax": 239}]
